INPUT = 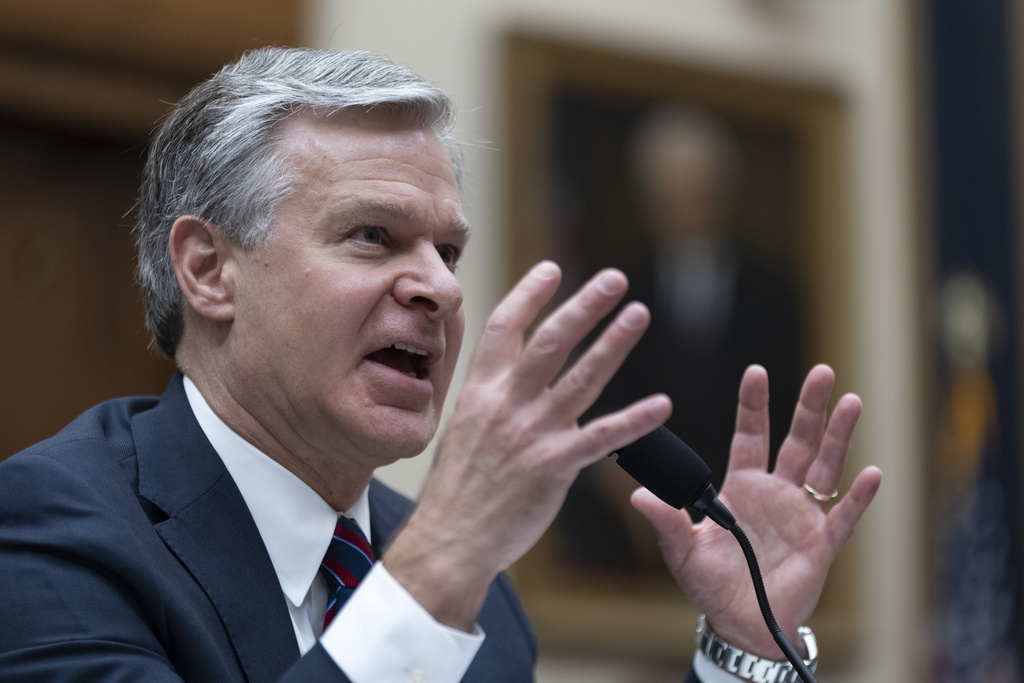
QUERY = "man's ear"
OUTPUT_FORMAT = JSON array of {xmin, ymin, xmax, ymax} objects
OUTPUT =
[{"xmin": 169, "ymin": 216, "xmax": 237, "ymax": 322}]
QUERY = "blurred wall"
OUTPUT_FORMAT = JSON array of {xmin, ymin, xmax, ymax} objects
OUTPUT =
[{"xmin": 301, "ymin": 1, "xmax": 922, "ymax": 681}]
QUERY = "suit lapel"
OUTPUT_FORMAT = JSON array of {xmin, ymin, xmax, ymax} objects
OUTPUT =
[
  {"xmin": 367, "ymin": 479, "xmax": 416, "ymax": 557},
  {"xmin": 133, "ymin": 375, "xmax": 300, "ymax": 683}
]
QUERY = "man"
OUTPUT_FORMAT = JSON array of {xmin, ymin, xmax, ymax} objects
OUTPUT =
[
  {"xmin": 564, "ymin": 106, "xmax": 803, "ymax": 576},
  {"xmin": 623, "ymin": 105, "xmax": 801, "ymax": 467},
  {"xmin": 0, "ymin": 47, "xmax": 881, "ymax": 682}
]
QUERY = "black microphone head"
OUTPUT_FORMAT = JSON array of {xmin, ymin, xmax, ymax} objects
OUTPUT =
[{"xmin": 613, "ymin": 426, "xmax": 712, "ymax": 509}]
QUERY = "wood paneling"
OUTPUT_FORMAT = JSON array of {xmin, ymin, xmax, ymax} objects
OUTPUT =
[
  {"xmin": 0, "ymin": 0, "xmax": 299, "ymax": 137},
  {"xmin": 1, "ymin": 0, "xmax": 300, "ymax": 74},
  {"xmin": 0, "ymin": 0, "xmax": 300, "ymax": 457},
  {"xmin": 0, "ymin": 122, "xmax": 177, "ymax": 457}
]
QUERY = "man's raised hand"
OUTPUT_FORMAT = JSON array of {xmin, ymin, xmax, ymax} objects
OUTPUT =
[
  {"xmin": 632, "ymin": 364, "xmax": 882, "ymax": 657},
  {"xmin": 384, "ymin": 262, "xmax": 671, "ymax": 630}
]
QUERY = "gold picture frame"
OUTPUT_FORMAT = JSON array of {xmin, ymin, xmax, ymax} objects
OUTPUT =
[{"xmin": 503, "ymin": 33, "xmax": 858, "ymax": 667}]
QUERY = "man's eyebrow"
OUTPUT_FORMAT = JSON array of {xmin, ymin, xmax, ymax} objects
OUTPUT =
[{"xmin": 338, "ymin": 198, "xmax": 471, "ymax": 243}]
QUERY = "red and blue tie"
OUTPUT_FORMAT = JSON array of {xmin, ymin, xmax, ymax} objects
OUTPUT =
[{"xmin": 319, "ymin": 516, "xmax": 375, "ymax": 630}]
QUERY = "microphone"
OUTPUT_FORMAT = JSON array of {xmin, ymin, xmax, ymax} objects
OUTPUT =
[
  {"xmin": 611, "ymin": 425, "xmax": 817, "ymax": 683},
  {"xmin": 614, "ymin": 426, "xmax": 734, "ymax": 529}
]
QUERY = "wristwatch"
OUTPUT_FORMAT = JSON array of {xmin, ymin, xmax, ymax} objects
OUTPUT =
[{"xmin": 696, "ymin": 614, "xmax": 817, "ymax": 683}]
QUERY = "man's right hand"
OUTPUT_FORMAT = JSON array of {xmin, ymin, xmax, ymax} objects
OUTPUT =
[{"xmin": 383, "ymin": 261, "xmax": 672, "ymax": 631}]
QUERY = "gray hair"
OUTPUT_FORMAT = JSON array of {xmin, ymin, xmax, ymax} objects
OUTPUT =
[{"xmin": 135, "ymin": 46, "xmax": 462, "ymax": 358}]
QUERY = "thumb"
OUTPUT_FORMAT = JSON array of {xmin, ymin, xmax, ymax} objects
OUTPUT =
[{"xmin": 630, "ymin": 487, "xmax": 697, "ymax": 564}]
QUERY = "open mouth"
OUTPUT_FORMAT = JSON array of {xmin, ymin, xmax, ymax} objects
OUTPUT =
[{"xmin": 366, "ymin": 342, "xmax": 430, "ymax": 380}]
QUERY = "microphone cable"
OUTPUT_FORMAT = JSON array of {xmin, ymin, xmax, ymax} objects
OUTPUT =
[
  {"xmin": 615, "ymin": 426, "xmax": 818, "ymax": 683},
  {"xmin": 729, "ymin": 522, "xmax": 817, "ymax": 682}
]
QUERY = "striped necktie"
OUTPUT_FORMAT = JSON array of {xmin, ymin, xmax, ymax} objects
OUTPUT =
[{"xmin": 319, "ymin": 516, "xmax": 375, "ymax": 631}]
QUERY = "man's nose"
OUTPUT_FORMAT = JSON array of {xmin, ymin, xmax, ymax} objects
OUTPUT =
[{"xmin": 394, "ymin": 243, "xmax": 464, "ymax": 320}]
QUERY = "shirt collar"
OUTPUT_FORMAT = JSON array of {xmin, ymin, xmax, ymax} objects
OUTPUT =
[{"xmin": 182, "ymin": 376, "xmax": 371, "ymax": 608}]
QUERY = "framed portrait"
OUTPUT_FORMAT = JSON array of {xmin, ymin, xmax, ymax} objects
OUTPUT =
[{"xmin": 503, "ymin": 34, "xmax": 857, "ymax": 664}]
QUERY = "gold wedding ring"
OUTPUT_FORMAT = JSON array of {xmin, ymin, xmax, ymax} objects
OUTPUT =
[{"xmin": 803, "ymin": 482, "xmax": 838, "ymax": 502}]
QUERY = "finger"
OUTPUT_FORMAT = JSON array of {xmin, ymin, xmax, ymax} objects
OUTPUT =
[
  {"xmin": 572, "ymin": 393, "xmax": 673, "ymax": 468},
  {"xmin": 824, "ymin": 466, "xmax": 882, "ymax": 550},
  {"xmin": 471, "ymin": 261, "xmax": 562, "ymax": 377},
  {"xmin": 773, "ymin": 364, "xmax": 836, "ymax": 485},
  {"xmin": 630, "ymin": 486, "xmax": 696, "ymax": 570},
  {"xmin": 802, "ymin": 393, "xmax": 862, "ymax": 504},
  {"xmin": 545, "ymin": 301, "xmax": 650, "ymax": 417},
  {"xmin": 725, "ymin": 365, "xmax": 771, "ymax": 473},
  {"xmin": 512, "ymin": 269, "xmax": 629, "ymax": 398}
]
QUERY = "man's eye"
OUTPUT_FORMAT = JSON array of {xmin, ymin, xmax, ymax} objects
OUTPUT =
[
  {"xmin": 354, "ymin": 226, "xmax": 384, "ymax": 244},
  {"xmin": 437, "ymin": 244, "xmax": 460, "ymax": 266}
]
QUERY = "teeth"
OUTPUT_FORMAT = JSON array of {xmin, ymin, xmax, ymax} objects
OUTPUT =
[
  {"xmin": 401, "ymin": 371, "xmax": 418, "ymax": 378},
  {"xmin": 392, "ymin": 342, "xmax": 428, "ymax": 356}
]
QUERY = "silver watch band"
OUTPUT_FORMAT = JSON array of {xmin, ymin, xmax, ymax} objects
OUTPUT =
[{"xmin": 696, "ymin": 614, "xmax": 818, "ymax": 683}]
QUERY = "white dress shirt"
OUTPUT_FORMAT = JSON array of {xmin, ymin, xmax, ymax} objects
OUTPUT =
[{"xmin": 183, "ymin": 377, "xmax": 482, "ymax": 683}]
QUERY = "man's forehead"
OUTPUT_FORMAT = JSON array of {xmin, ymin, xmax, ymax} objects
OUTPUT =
[
  {"xmin": 275, "ymin": 107, "xmax": 455, "ymax": 182},
  {"xmin": 279, "ymin": 106, "xmax": 432, "ymax": 142},
  {"xmin": 271, "ymin": 109, "xmax": 468, "ymax": 240}
]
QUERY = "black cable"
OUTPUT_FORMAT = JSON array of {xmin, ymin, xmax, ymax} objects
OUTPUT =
[
  {"xmin": 614, "ymin": 428, "xmax": 820, "ymax": 682},
  {"xmin": 728, "ymin": 522, "xmax": 818, "ymax": 683}
]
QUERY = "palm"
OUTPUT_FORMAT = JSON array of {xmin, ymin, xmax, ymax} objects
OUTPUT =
[
  {"xmin": 681, "ymin": 470, "xmax": 834, "ymax": 639},
  {"xmin": 632, "ymin": 364, "xmax": 882, "ymax": 655}
]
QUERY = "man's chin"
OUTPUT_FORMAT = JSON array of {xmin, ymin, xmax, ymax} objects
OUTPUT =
[
  {"xmin": 322, "ymin": 392, "xmax": 439, "ymax": 461},
  {"xmin": 356, "ymin": 411, "xmax": 439, "ymax": 461}
]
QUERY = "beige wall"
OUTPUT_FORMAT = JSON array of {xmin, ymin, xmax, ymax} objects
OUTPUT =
[{"xmin": 300, "ymin": 1, "xmax": 924, "ymax": 680}]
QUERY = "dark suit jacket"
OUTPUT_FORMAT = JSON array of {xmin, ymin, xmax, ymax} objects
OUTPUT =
[{"xmin": 0, "ymin": 374, "xmax": 536, "ymax": 682}]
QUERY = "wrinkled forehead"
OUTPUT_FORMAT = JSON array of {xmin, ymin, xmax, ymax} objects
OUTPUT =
[
  {"xmin": 282, "ymin": 104, "xmax": 428, "ymax": 133},
  {"xmin": 275, "ymin": 106, "xmax": 459, "ymax": 189},
  {"xmin": 266, "ymin": 107, "xmax": 468, "ymax": 244}
]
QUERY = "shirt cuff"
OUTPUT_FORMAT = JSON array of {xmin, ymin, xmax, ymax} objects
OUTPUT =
[
  {"xmin": 693, "ymin": 648, "xmax": 745, "ymax": 683},
  {"xmin": 321, "ymin": 563, "xmax": 484, "ymax": 683}
]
